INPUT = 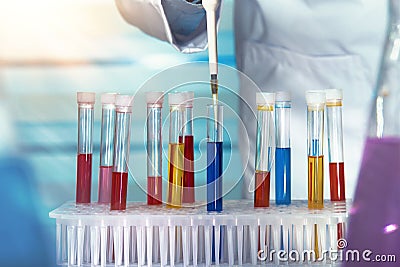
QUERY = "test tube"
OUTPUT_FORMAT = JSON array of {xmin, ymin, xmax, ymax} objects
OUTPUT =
[
  {"xmin": 76, "ymin": 92, "xmax": 95, "ymax": 204},
  {"xmin": 254, "ymin": 93, "xmax": 275, "ymax": 208},
  {"xmin": 325, "ymin": 89, "xmax": 346, "ymax": 202},
  {"xmin": 181, "ymin": 91, "xmax": 195, "ymax": 203},
  {"xmin": 110, "ymin": 95, "xmax": 133, "ymax": 211},
  {"xmin": 275, "ymin": 91, "xmax": 291, "ymax": 205},
  {"xmin": 207, "ymin": 104, "xmax": 223, "ymax": 212},
  {"xmin": 167, "ymin": 92, "xmax": 185, "ymax": 208},
  {"xmin": 146, "ymin": 92, "xmax": 164, "ymax": 205},
  {"xmin": 306, "ymin": 90, "xmax": 326, "ymax": 209},
  {"xmin": 98, "ymin": 93, "xmax": 117, "ymax": 204}
]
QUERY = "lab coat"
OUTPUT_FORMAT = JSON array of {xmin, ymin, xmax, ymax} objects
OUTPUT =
[{"xmin": 115, "ymin": 0, "xmax": 388, "ymax": 200}]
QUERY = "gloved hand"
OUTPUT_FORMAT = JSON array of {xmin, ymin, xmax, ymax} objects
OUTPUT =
[{"xmin": 186, "ymin": 0, "xmax": 202, "ymax": 4}]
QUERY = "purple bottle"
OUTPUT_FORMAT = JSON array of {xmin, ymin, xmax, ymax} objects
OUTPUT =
[{"xmin": 344, "ymin": 1, "xmax": 400, "ymax": 265}]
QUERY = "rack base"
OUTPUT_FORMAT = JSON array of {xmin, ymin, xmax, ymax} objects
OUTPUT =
[{"xmin": 49, "ymin": 200, "xmax": 349, "ymax": 266}]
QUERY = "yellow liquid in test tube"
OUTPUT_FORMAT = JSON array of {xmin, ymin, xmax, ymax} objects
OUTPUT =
[
  {"xmin": 167, "ymin": 143, "xmax": 184, "ymax": 208},
  {"xmin": 314, "ymin": 224, "xmax": 320, "ymax": 259},
  {"xmin": 308, "ymin": 155, "xmax": 324, "ymax": 209}
]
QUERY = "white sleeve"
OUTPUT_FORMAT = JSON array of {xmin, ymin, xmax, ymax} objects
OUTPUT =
[{"xmin": 116, "ymin": 0, "xmax": 221, "ymax": 53}]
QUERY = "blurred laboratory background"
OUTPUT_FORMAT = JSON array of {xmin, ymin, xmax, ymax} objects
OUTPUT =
[
  {"xmin": 0, "ymin": 0, "xmax": 238, "ymax": 265},
  {"xmin": 1, "ymin": 0, "xmax": 381, "ymax": 265}
]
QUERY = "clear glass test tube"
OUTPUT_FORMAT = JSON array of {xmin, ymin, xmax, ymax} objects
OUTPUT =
[
  {"xmin": 181, "ymin": 91, "xmax": 195, "ymax": 204},
  {"xmin": 275, "ymin": 91, "xmax": 291, "ymax": 205},
  {"xmin": 110, "ymin": 95, "xmax": 133, "ymax": 211},
  {"xmin": 325, "ymin": 89, "xmax": 346, "ymax": 202},
  {"xmin": 76, "ymin": 92, "xmax": 95, "ymax": 204},
  {"xmin": 167, "ymin": 92, "xmax": 185, "ymax": 208},
  {"xmin": 254, "ymin": 93, "xmax": 275, "ymax": 208},
  {"xmin": 98, "ymin": 93, "xmax": 117, "ymax": 204},
  {"xmin": 207, "ymin": 104, "xmax": 223, "ymax": 212},
  {"xmin": 306, "ymin": 91, "xmax": 326, "ymax": 209},
  {"xmin": 146, "ymin": 92, "xmax": 164, "ymax": 205}
]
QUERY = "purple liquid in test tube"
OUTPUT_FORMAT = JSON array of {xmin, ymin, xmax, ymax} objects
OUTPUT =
[
  {"xmin": 98, "ymin": 166, "xmax": 113, "ymax": 203},
  {"xmin": 98, "ymin": 93, "xmax": 116, "ymax": 204}
]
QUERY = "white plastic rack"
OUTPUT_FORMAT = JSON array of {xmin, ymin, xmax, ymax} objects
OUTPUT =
[{"xmin": 49, "ymin": 200, "xmax": 349, "ymax": 266}]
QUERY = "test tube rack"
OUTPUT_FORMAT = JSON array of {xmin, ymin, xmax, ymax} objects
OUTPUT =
[{"xmin": 49, "ymin": 200, "xmax": 348, "ymax": 266}]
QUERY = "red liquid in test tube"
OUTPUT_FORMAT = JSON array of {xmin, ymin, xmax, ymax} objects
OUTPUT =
[
  {"xmin": 254, "ymin": 93, "xmax": 275, "ymax": 208},
  {"xmin": 254, "ymin": 171, "xmax": 271, "ymax": 208},
  {"xmin": 182, "ymin": 91, "xmax": 195, "ymax": 204},
  {"xmin": 147, "ymin": 176, "xmax": 162, "ymax": 205},
  {"xmin": 180, "ymin": 135, "xmax": 195, "ymax": 203},
  {"xmin": 111, "ymin": 171, "xmax": 128, "ymax": 210},
  {"xmin": 76, "ymin": 92, "xmax": 95, "ymax": 204},
  {"xmin": 329, "ymin": 162, "xmax": 345, "ymax": 201},
  {"xmin": 76, "ymin": 153, "xmax": 92, "ymax": 203},
  {"xmin": 146, "ymin": 92, "xmax": 164, "ymax": 205},
  {"xmin": 110, "ymin": 95, "xmax": 133, "ymax": 211},
  {"xmin": 325, "ymin": 89, "xmax": 346, "ymax": 202}
]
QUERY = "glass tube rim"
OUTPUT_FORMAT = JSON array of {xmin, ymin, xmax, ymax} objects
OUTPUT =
[
  {"xmin": 326, "ymin": 100, "xmax": 343, "ymax": 107},
  {"xmin": 275, "ymin": 101, "xmax": 292, "ymax": 108},
  {"xmin": 78, "ymin": 103, "xmax": 94, "ymax": 109},
  {"xmin": 147, "ymin": 103, "xmax": 163, "ymax": 108},
  {"xmin": 169, "ymin": 104, "xmax": 185, "ymax": 110},
  {"xmin": 307, "ymin": 103, "xmax": 325, "ymax": 111},
  {"xmin": 102, "ymin": 103, "xmax": 116, "ymax": 109},
  {"xmin": 207, "ymin": 103, "xmax": 224, "ymax": 108},
  {"xmin": 116, "ymin": 106, "xmax": 132, "ymax": 113}
]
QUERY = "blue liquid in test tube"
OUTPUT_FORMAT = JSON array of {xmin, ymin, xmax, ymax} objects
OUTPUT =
[
  {"xmin": 275, "ymin": 92, "xmax": 291, "ymax": 205},
  {"xmin": 207, "ymin": 141, "xmax": 223, "ymax": 212},
  {"xmin": 275, "ymin": 148, "xmax": 291, "ymax": 204},
  {"xmin": 207, "ymin": 104, "xmax": 223, "ymax": 212}
]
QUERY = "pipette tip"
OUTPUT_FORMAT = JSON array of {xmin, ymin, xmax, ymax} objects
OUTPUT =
[{"xmin": 211, "ymin": 74, "xmax": 218, "ymax": 95}]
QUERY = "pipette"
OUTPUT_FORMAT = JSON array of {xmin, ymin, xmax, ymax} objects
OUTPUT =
[{"xmin": 203, "ymin": 0, "xmax": 219, "ymax": 105}]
